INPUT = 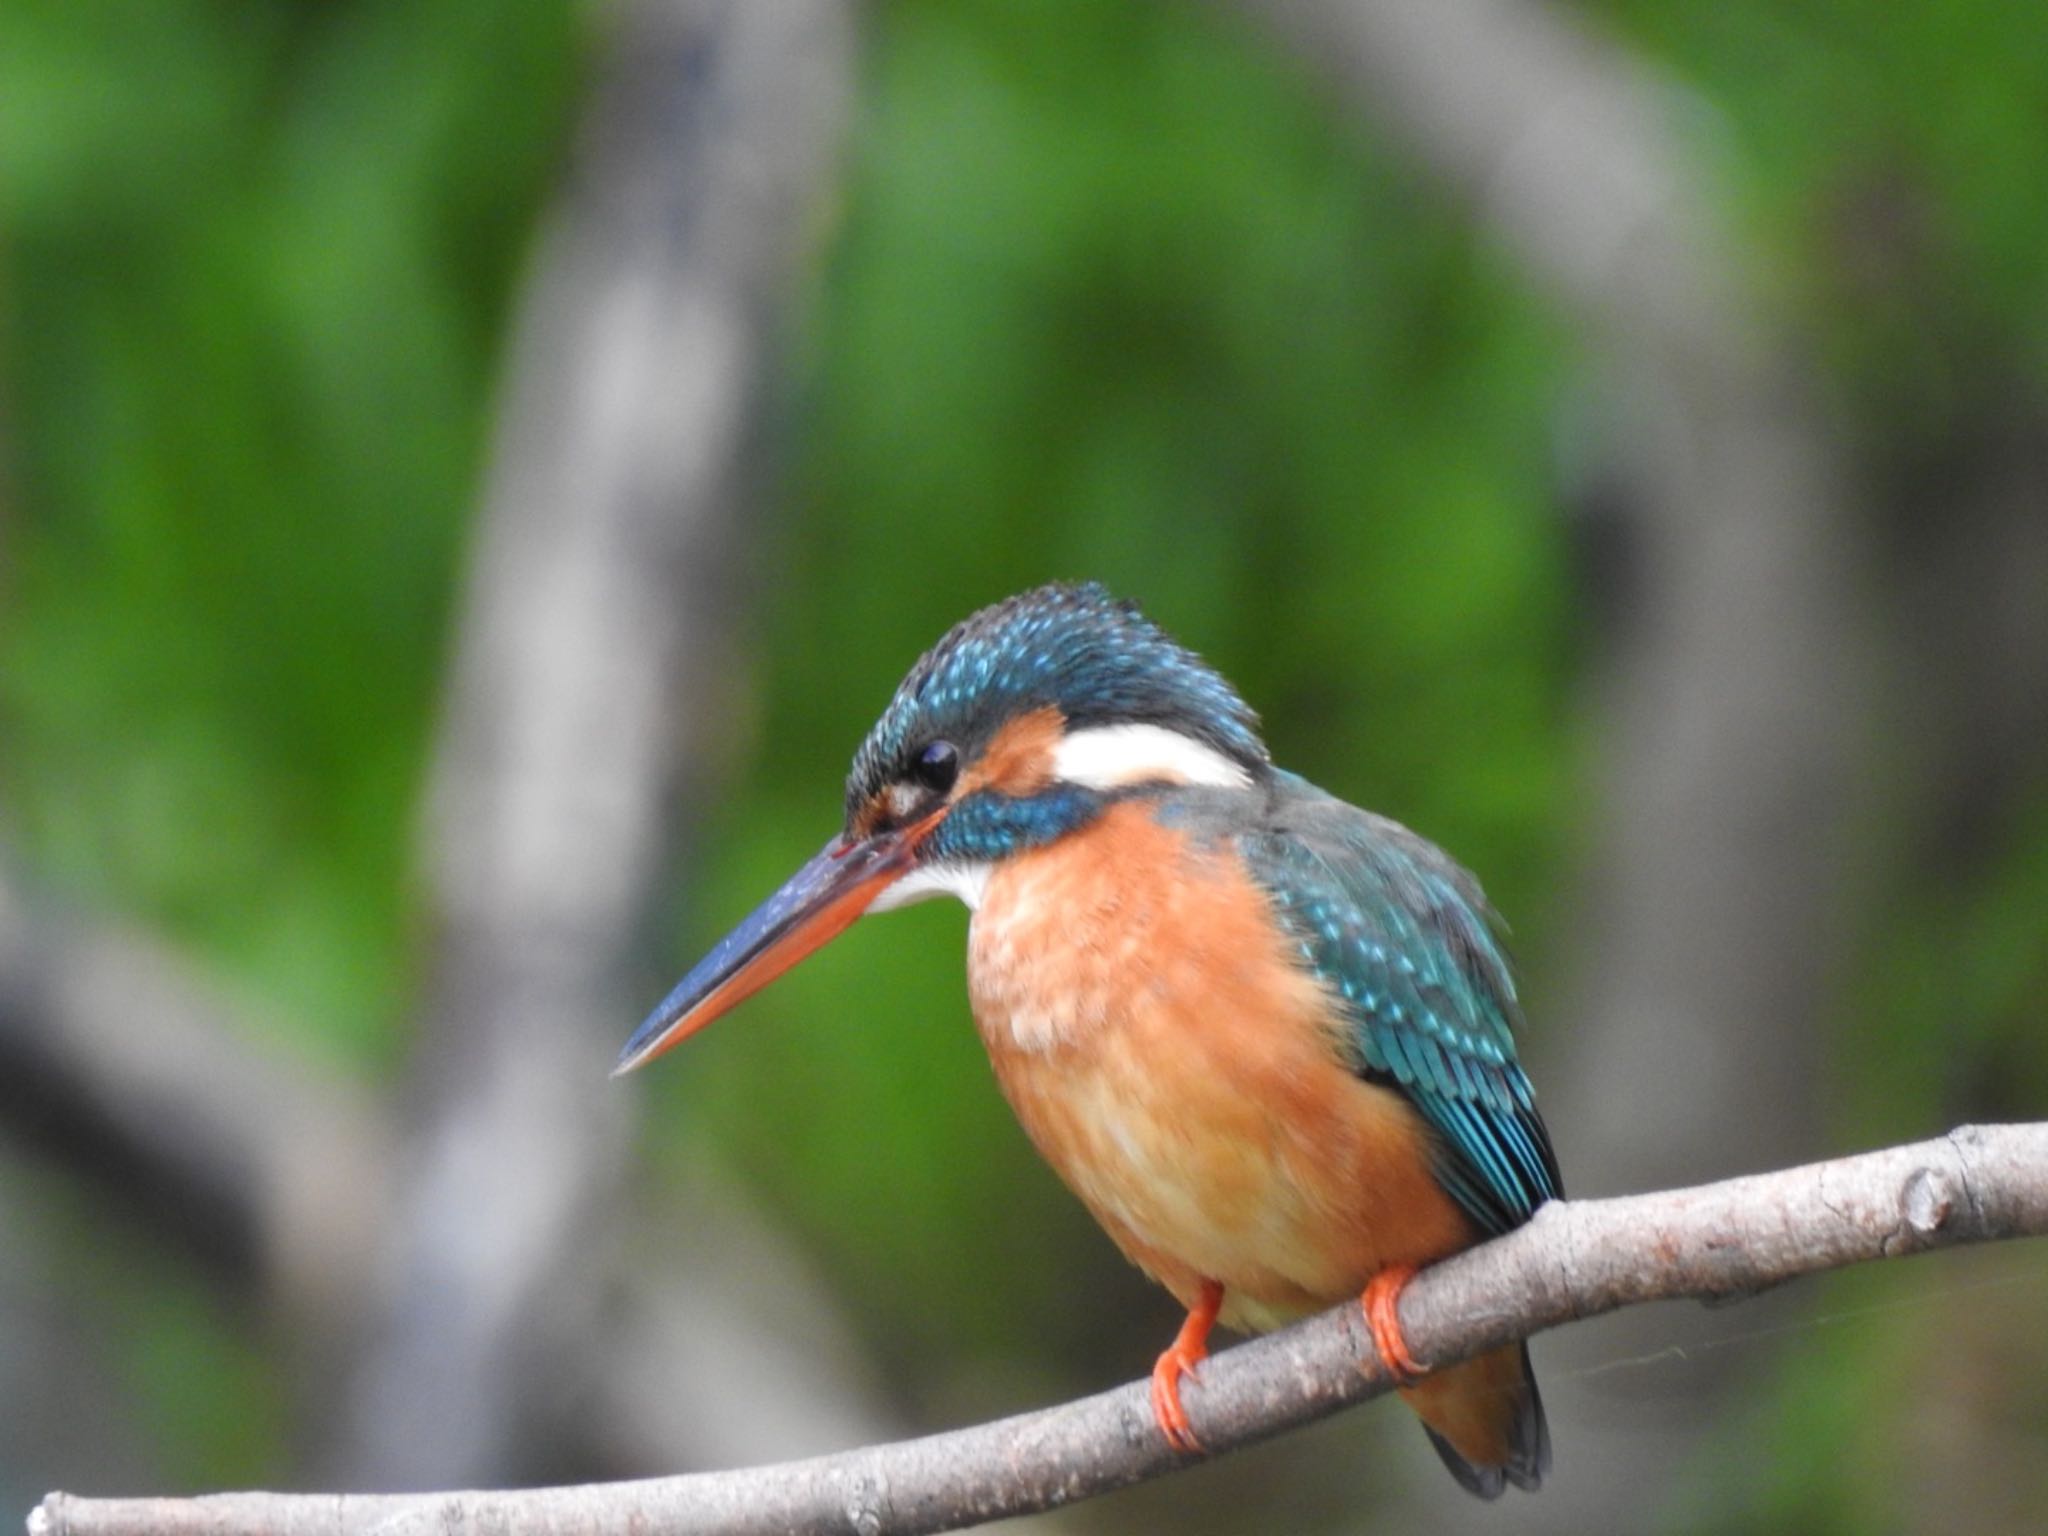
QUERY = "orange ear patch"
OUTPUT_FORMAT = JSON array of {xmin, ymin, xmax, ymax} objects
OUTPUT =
[{"xmin": 958, "ymin": 705, "xmax": 1064, "ymax": 799}]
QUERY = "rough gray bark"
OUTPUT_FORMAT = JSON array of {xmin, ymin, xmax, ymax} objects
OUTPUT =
[
  {"xmin": 33, "ymin": 1124, "xmax": 2048, "ymax": 1536},
  {"xmin": 333, "ymin": 0, "xmax": 858, "ymax": 1486}
]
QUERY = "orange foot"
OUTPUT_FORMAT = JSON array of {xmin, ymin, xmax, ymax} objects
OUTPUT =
[
  {"xmin": 1361, "ymin": 1264, "xmax": 1425, "ymax": 1383},
  {"xmin": 1149, "ymin": 1279, "xmax": 1223, "ymax": 1455}
]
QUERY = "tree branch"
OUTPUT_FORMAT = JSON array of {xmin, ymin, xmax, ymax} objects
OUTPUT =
[{"xmin": 32, "ymin": 1124, "xmax": 2048, "ymax": 1536}]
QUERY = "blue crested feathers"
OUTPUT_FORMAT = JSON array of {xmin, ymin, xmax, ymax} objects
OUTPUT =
[{"xmin": 846, "ymin": 582, "xmax": 1267, "ymax": 820}]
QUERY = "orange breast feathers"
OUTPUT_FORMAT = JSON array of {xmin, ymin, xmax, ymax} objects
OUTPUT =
[{"xmin": 967, "ymin": 800, "xmax": 1478, "ymax": 1334}]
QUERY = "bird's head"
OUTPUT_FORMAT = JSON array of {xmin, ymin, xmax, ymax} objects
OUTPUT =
[{"xmin": 613, "ymin": 581, "xmax": 1268, "ymax": 1074}]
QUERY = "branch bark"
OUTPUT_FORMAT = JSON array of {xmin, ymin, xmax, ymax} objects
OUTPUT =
[{"xmin": 33, "ymin": 1124, "xmax": 2048, "ymax": 1536}]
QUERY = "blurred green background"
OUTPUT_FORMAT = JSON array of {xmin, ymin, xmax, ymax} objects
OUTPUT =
[{"xmin": 3, "ymin": 2, "xmax": 2046, "ymax": 1533}]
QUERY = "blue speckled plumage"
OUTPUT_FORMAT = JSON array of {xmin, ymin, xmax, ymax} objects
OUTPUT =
[
  {"xmin": 1161, "ymin": 771, "xmax": 1560, "ymax": 1237},
  {"xmin": 925, "ymin": 783, "xmax": 1110, "ymax": 864},
  {"xmin": 848, "ymin": 582, "xmax": 1269, "ymax": 820}
]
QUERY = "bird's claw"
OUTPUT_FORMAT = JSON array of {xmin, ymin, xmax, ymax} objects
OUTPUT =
[
  {"xmin": 1149, "ymin": 1345, "xmax": 1205, "ymax": 1454},
  {"xmin": 1362, "ymin": 1264, "xmax": 1426, "ymax": 1383}
]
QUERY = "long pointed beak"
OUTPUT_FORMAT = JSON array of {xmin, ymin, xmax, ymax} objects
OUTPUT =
[{"xmin": 613, "ymin": 818, "xmax": 932, "ymax": 1077}]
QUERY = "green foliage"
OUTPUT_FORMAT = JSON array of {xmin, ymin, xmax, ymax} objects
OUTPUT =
[
  {"xmin": 1593, "ymin": 0, "xmax": 2048, "ymax": 426},
  {"xmin": 1672, "ymin": 1247, "xmax": 2048, "ymax": 1536},
  {"xmin": 0, "ymin": 0, "xmax": 584, "ymax": 1061}
]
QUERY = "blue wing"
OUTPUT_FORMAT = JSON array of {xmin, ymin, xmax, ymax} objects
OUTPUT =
[{"xmin": 1231, "ymin": 773, "xmax": 1561, "ymax": 1236}]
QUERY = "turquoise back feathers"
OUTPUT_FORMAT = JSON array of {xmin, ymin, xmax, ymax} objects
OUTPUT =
[{"xmin": 1168, "ymin": 772, "xmax": 1560, "ymax": 1235}]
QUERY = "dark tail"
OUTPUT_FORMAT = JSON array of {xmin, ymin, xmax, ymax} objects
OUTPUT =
[{"xmin": 1399, "ymin": 1342, "xmax": 1550, "ymax": 1499}]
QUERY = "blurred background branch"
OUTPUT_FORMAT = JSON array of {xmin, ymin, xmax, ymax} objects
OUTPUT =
[
  {"xmin": 0, "ymin": 861, "xmax": 908, "ymax": 1490},
  {"xmin": 1228, "ymin": 2, "xmax": 1865, "ymax": 1527},
  {"xmin": 332, "ymin": 0, "xmax": 860, "ymax": 1488},
  {"xmin": 0, "ymin": 865, "xmax": 388, "ymax": 1333}
]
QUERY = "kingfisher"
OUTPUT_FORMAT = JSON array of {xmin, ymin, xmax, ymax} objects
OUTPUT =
[{"xmin": 616, "ymin": 582, "xmax": 1559, "ymax": 1497}]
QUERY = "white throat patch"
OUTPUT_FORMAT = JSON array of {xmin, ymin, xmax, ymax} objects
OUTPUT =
[
  {"xmin": 870, "ymin": 860, "xmax": 991, "ymax": 913},
  {"xmin": 1051, "ymin": 723, "xmax": 1252, "ymax": 791}
]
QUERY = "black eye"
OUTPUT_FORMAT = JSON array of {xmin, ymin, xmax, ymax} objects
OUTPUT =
[{"xmin": 913, "ymin": 739, "xmax": 959, "ymax": 793}]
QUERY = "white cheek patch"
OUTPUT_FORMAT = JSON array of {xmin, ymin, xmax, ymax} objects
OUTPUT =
[
  {"xmin": 1051, "ymin": 723, "xmax": 1251, "ymax": 791},
  {"xmin": 871, "ymin": 860, "xmax": 992, "ymax": 913}
]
